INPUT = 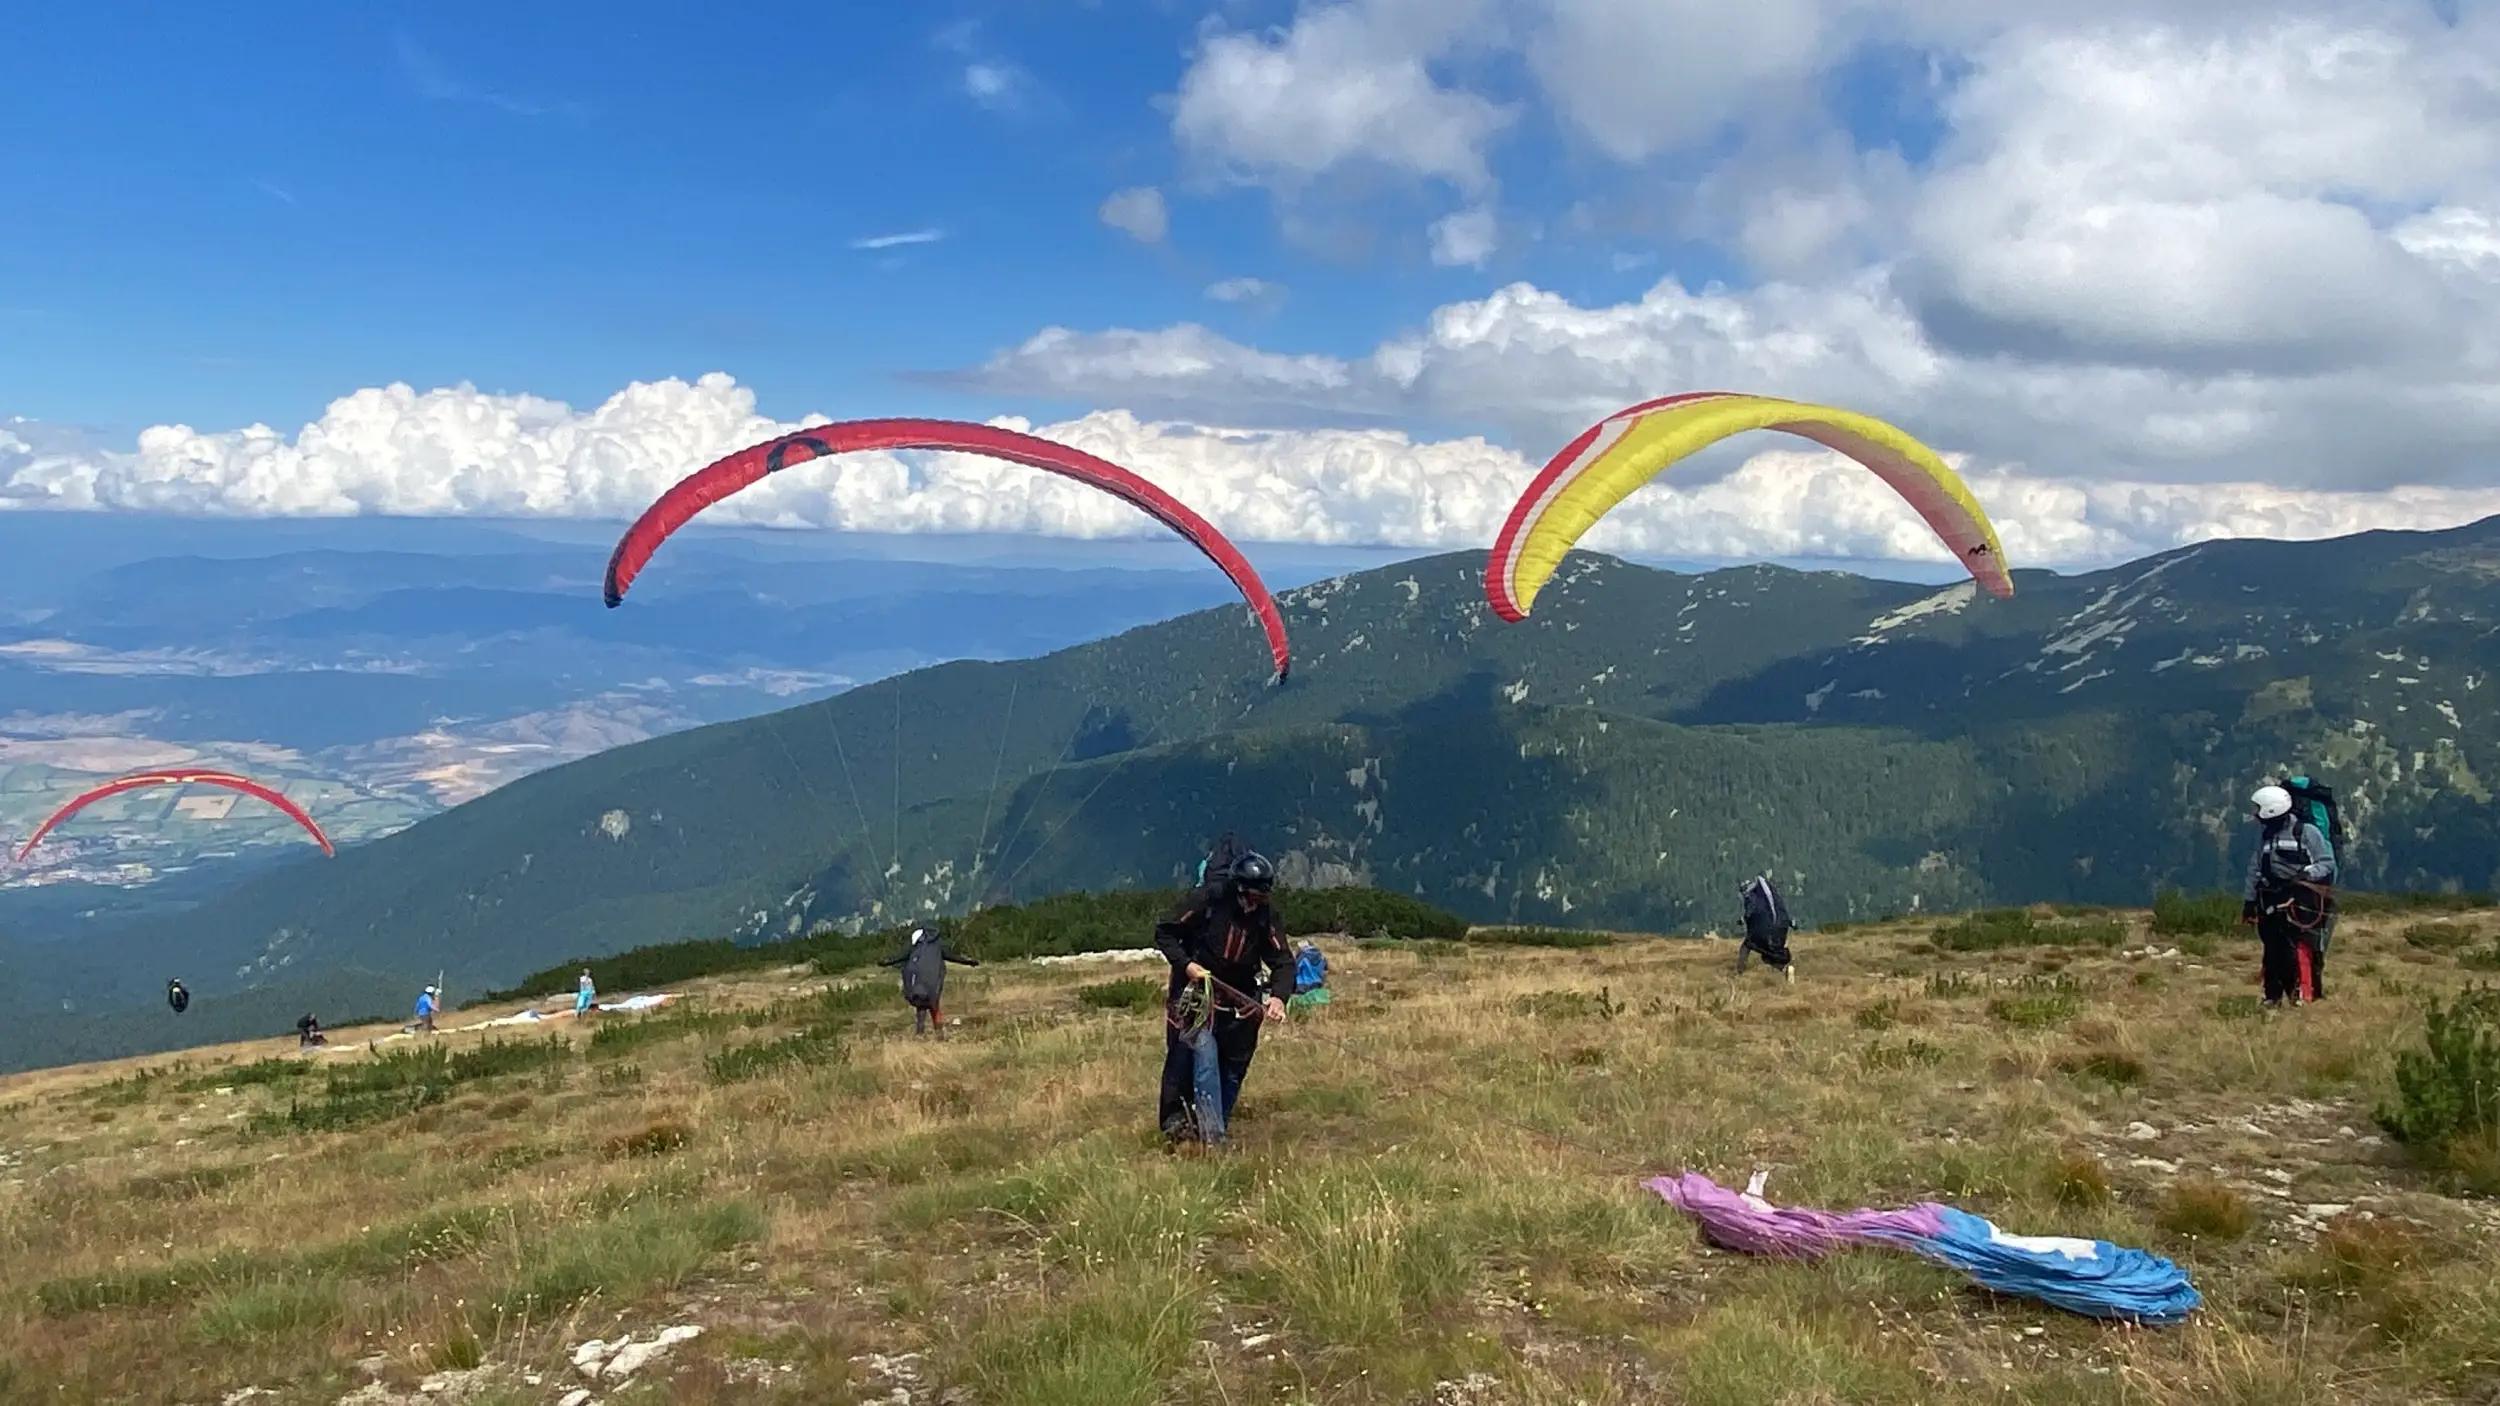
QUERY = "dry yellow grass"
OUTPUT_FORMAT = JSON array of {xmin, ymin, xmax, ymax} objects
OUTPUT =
[{"xmin": 1, "ymin": 911, "xmax": 2495, "ymax": 1405}]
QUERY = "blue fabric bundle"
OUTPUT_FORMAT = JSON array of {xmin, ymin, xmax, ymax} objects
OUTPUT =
[{"xmin": 1870, "ymin": 1206, "xmax": 2202, "ymax": 1324}]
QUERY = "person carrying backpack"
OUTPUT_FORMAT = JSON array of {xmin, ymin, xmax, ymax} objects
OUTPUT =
[
  {"xmin": 2242, "ymin": 784, "xmax": 2337, "ymax": 1006},
  {"xmin": 1156, "ymin": 850, "xmax": 1292, "ymax": 1147},
  {"xmin": 1735, "ymin": 873, "xmax": 1795, "ymax": 981},
  {"xmin": 880, "ymin": 926, "xmax": 980, "ymax": 1036},
  {"xmin": 2277, "ymin": 774, "xmax": 2347, "ymax": 985}
]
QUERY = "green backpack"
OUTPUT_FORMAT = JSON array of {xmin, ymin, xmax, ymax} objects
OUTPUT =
[{"xmin": 2280, "ymin": 775, "xmax": 2348, "ymax": 863}]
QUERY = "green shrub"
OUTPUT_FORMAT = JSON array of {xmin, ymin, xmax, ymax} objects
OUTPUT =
[
  {"xmin": 2402, "ymin": 922, "xmax": 2478, "ymax": 953},
  {"xmin": 1468, "ymin": 925, "xmax": 1612, "ymax": 949},
  {"xmin": 1932, "ymin": 909, "xmax": 2123, "ymax": 952},
  {"xmin": 245, "ymin": 1038, "xmax": 572, "ymax": 1137},
  {"xmin": 587, "ymin": 1006, "xmax": 734, "ymax": 1056},
  {"xmin": 2375, "ymin": 985, "xmax": 2500, "ymax": 1174},
  {"xmin": 2340, "ymin": 890, "xmax": 2496, "ymax": 915},
  {"xmin": 1988, "ymin": 990, "xmax": 2083, "ymax": 1027},
  {"xmin": 705, "ymin": 1028, "xmax": 843, "ymax": 1084},
  {"xmin": 1286, "ymin": 888, "xmax": 1469, "ymax": 942},
  {"xmin": 2151, "ymin": 890, "xmax": 2242, "ymax": 937},
  {"xmin": 491, "ymin": 886, "xmax": 1465, "ymax": 1003},
  {"xmin": 1075, "ymin": 978, "xmax": 1166, "ymax": 1012}
]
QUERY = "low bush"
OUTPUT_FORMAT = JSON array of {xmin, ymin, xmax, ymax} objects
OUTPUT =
[
  {"xmin": 1933, "ymin": 909, "xmax": 2123, "ymax": 952},
  {"xmin": 2375, "ymin": 984, "xmax": 2500, "ymax": 1186},
  {"xmin": 2151, "ymin": 890, "xmax": 2242, "ymax": 937}
]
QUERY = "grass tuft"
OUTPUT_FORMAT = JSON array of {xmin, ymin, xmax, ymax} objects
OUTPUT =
[
  {"xmin": 1074, "ymin": 977, "xmax": 1166, "ymax": 1012},
  {"xmin": 603, "ymin": 1118, "xmax": 694, "ymax": 1159},
  {"xmin": 2156, "ymin": 1178, "xmax": 2253, "ymax": 1242}
]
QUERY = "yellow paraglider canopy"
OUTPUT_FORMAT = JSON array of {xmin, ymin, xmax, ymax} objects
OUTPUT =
[{"xmin": 1485, "ymin": 391, "xmax": 2013, "ymax": 619}]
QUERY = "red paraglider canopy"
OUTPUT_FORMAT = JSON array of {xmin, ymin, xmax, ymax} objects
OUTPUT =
[
  {"xmin": 14, "ymin": 769, "xmax": 336, "ymax": 863},
  {"xmin": 603, "ymin": 418, "xmax": 1293, "ymax": 682}
]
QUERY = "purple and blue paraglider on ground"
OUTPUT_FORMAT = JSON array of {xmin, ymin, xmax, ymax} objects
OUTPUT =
[{"xmin": 1645, "ymin": 1171, "xmax": 2201, "ymax": 1325}]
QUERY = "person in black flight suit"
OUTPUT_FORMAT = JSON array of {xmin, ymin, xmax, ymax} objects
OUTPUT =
[
  {"xmin": 880, "ymin": 925, "xmax": 981, "ymax": 1036},
  {"xmin": 1155, "ymin": 850, "xmax": 1292, "ymax": 1146},
  {"xmin": 1735, "ymin": 872, "xmax": 1795, "ymax": 981}
]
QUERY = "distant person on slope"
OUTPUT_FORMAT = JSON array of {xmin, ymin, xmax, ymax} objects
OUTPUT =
[
  {"xmin": 1736, "ymin": 873, "xmax": 1795, "ymax": 981},
  {"xmin": 413, "ymin": 985, "xmax": 439, "ymax": 1035},
  {"xmin": 1156, "ymin": 850, "xmax": 1292, "ymax": 1147},
  {"xmin": 2242, "ymin": 785, "xmax": 2336, "ymax": 1007},
  {"xmin": 880, "ymin": 926, "xmax": 980, "ymax": 1036},
  {"xmin": 575, "ymin": 969, "xmax": 597, "ymax": 1019},
  {"xmin": 296, "ymin": 1012, "xmax": 326, "ymax": 1048},
  {"xmin": 1288, "ymin": 940, "xmax": 1332, "ymax": 1011}
]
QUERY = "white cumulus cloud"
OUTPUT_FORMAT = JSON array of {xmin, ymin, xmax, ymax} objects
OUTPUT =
[
  {"xmin": 1099, "ymin": 187, "xmax": 1170, "ymax": 244},
  {"xmin": 9, "ymin": 369, "xmax": 2499, "ymax": 576},
  {"xmin": 1170, "ymin": 0, "xmax": 1517, "ymax": 196},
  {"xmin": 1206, "ymin": 277, "xmax": 1286, "ymax": 307},
  {"xmin": 1429, "ymin": 208, "xmax": 1498, "ymax": 268}
]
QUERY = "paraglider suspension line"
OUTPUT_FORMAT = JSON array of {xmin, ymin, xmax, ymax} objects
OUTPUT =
[{"xmin": 967, "ymin": 678, "xmax": 1021, "ymax": 887}]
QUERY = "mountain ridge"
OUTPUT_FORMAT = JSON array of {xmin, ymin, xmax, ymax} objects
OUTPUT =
[{"xmin": 9, "ymin": 515, "xmax": 2498, "ymax": 1070}]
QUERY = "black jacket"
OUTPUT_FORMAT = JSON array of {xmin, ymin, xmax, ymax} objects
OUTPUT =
[
  {"xmin": 882, "ymin": 936, "xmax": 978, "ymax": 1006},
  {"xmin": 1741, "ymin": 875, "xmax": 1792, "ymax": 949},
  {"xmin": 1155, "ymin": 883, "xmax": 1292, "ymax": 1006}
]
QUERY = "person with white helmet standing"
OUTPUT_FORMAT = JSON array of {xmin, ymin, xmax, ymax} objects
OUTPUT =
[
  {"xmin": 880, "ymin": 925, "xmax": 981, "ymax": 1036},
  {"xmin": 2242, "ymin": 784, "xmax": 2337, "ymax": 1006}
]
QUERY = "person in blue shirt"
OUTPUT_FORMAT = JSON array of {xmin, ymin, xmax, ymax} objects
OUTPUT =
[
  {"xmin": 1293, "ymin": 941, "xmax": 1327, "ymax": 993},
  {"xmin": 414, "ymin": 985, "xmax": 439, "ymax": 1034}
]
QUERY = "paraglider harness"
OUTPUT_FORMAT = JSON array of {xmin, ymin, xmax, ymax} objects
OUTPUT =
[
  {"xmin": 2261, "ymin": 776, "xmax": 2345, "ymax": 940},
  {"xmin": 2254, "ymin": 824, "xmax": 2335, "ymax": 935},
  {"xmin": 165, "ymin": 980, "xmax": 189, "ymax": 1015},
  {"xmin": 1167, "ymin": 969, "xmax": 1270, "ymax": 1037}
]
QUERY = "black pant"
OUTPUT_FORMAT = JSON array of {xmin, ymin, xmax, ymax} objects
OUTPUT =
[
  {"xmin": 2257, "ymin": 913, "xmax": 2310, "ymax": 1003},
  {"xmin": 1159, "ymin": 1011, "xmax": 1262, "ymax": 1139}
]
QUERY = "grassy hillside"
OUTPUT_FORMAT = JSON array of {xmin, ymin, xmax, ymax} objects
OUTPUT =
[{"xmin": 2, "ymin": 902, "xmax": 2496, "ymax": 1404}]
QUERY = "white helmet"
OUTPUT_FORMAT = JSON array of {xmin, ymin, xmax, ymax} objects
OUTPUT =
[
  {"xmin": 910, "ymin": 926, "xmax": 929, "ymax": 944},
  {"xmin": 2251, "ymin": 785, "xmax": 2293, "ymax": 821}
]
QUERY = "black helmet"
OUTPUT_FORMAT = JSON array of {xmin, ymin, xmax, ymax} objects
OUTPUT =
[{"xmin": 1231, "ymin": 851, "xmax": 1275, "ymax": 892}]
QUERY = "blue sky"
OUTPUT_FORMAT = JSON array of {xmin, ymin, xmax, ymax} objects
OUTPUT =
[
  {"xmin": 3, "ymin": 1, "xmax": 1730, "ymax": 439},
  {"xmin": 4, "ymin": 1, "xmax": 2496, "ymax": 572}
]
